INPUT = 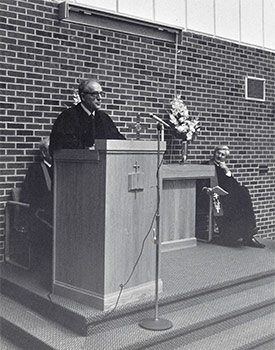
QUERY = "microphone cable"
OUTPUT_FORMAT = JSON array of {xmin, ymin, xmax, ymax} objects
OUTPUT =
[{"xmin": 102, "ymin": 153, "xmax": 164, "ymax": 318}]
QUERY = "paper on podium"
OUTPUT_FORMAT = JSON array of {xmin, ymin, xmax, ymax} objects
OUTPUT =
[
  {"xmin": 210, "ymin": 186, "xmax": 228, "ymax": 196},
  {"xmin": 202, "ymin": 186, "xmax": 228, "ymax": 196}
]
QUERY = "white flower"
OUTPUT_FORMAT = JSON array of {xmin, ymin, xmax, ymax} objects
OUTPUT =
[
  {"xmin": 168, "ymin": 95, "xmax": 200, "ymax": 141},
  {"xmin": 178, "ymin": 116, "xmax": 187, "ymax": 123},
  {"xmin": 169, "ymin": 114, "xmax": 179, "ymax": 126},
  {"xmin": 176, "ymin": 124, "xmax": 187, "ymax": 133}
]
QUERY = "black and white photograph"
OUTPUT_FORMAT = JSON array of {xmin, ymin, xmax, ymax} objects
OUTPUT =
[{"xmin": 0, "ymin": 0, "xmax": 274, "ymax": 349}]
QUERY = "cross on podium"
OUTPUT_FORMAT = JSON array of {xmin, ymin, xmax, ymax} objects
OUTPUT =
[
  {"xmin": 128, "ymin": 160, "xmax": 144, "ymax": 196},
  {"xmin": 133, "ymin": 161, "xmax": 140, "ymax": 172}
]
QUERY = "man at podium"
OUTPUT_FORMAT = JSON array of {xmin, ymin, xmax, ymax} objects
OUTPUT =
[{"xmin": 49, "ymin": 79, "xmax": 125, "ymax": 155}]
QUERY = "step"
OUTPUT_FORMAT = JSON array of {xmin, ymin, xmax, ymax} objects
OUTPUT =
[
  {"xmin": 0, "ymin": 335, "xmax": 23, "ymax": 350},
  {"xmin": 1, "ymin": 275, "xmax": 274, "ymax": 335},
  {"xmin": 1, "ymin": 238, "xmax": 274, "ymax": 337},
  {"xmin": 0, "ymin": 276, "xmax": 89, "ymax": 336},
  {"xmin": 250, "ymin": 339, "xmax": 275, "ymax": 350},
  {"xmin": 1, "ymin": 268, "xmax": 274, "ymax": 336},
  {"xmin": 146, "ymin": 306, "xmax": 275, "ymax": 350},
  {"xmin": 77, "ymin": 281, "xmax": 275, "ymax": 349},
  {"xmin": 1, "ymin": 279, "xmax": 274, "ymax": 350},
  {"xmin": 0, "ymin": 295, "xmax": 81, "ymax": 350}
]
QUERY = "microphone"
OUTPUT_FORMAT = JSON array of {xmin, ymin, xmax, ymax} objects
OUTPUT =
[{"xmin": 140, "ymin": 113, "xmax": 171, "ymax": 129}]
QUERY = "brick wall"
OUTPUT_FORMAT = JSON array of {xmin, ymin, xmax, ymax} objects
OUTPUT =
[{"xmin": 1, "ymin": 0, "xmax": 275, "ymax": 261}]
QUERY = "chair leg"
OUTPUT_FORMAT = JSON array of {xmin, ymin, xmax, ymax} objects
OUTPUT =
[{"xmin": 5, "ymin": 203, "xmax": 31, "ymax": 270}]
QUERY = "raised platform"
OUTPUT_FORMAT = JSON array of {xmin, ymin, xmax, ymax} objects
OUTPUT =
[{"xmin": 1, "ymin": 239, "xmax": 275, "ymax": 349}]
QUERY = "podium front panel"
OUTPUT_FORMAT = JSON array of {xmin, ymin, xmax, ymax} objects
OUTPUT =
[{"xmin": 52, "ymin": 141, "xmax": 166, "ymax": 310}]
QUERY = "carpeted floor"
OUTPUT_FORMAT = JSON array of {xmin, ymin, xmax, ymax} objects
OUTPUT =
[
  {"xmin": 1, "ymin": 237, "xmax": 274, "ymax": 318},
  {"xmin": 1, "ymin": 238, "xmax": 274, "ymax": 350}
]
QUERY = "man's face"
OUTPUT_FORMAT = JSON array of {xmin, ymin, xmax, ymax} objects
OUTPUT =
[
  {"xmin": 214, "ymin": 150, "xmax": 228, "ymax": 163},
  {"xmin": 81, "ymin": 82, "xmax": 104, "ymax": 112}
]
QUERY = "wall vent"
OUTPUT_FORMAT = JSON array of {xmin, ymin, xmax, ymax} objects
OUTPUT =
[
  {"xmin": 58, "ymin": 1, "xmax": 182, "ymax": 43},
  {"xmin": 245, "ymin": 76, "xmax": 265, "ymax": 101}
]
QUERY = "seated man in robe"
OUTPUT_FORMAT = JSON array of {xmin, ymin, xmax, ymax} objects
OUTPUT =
[
  {"xmin": 203, "ymin": 145, "xmax": 265, "ymax": 248},
  {"xmin": 49, "ymin": 78, "xmax": 125, "ymax": 155},
  {"xmin": 20, "ymin": 136, "xmax": 53, "ymax": 267}
]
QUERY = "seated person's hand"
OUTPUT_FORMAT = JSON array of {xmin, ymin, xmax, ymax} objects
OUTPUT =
[
  {"xmin": 202, "ymin": 187, "xmax": 213, "ymax": 195},
  {"xmin": 219, "ymin": 162, "xmax": 231, "ymax": 175}
]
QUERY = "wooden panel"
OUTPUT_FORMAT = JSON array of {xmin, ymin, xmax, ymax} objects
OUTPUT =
[
  {"xmin": 104, "ymin": 151, "xmax": 158, "ymax": 293},
  {"xmin": 53, "ymin": 141, "xmax": 166, "ymax": 309},
  {"xmin": 96, "ymin": 139, "xmax": 166, "ymax": 153},
  {"xmin": 161, "ymin": 237, "xmax": 197, "ymax": 252},
  {"xmin": 162, "ymin": 164, "xmax": 215, "ymax": 180},
  {"xmin": 161, "ymin": 179, "xmax": 196, "ymax": 243},
  {"xmin": 160, "ymin": 163, "xmax": 215, "ymax": 249},
  {"xmin": 54, "ymin": 158, "xmax": 107, "ymax": 294}
]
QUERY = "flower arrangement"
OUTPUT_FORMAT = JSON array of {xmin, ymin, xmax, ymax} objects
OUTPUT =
[{"xmin": 168, "ymin": 95, "xmax": 200, "ymax": 141}]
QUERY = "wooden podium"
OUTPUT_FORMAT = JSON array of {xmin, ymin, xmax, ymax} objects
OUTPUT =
[
  {"xmin": 52, "ymin": 140, "xmax": 166, "ymax": 310},
  {"xmin": 161, "ymin": 164, "xmax": 215, "ymax": 251}
]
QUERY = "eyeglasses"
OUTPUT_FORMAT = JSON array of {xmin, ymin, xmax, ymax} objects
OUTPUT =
[
  {"xmin": 216, "ymin": 151, "xmax": 228, "ymax": 158},
  {"xmin": 85, "ymin": 91, "xmax": 105, "ymax": 98}
]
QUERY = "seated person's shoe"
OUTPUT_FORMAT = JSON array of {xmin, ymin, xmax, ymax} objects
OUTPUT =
[{"xmin": 243, "ymin": 237, "xmax": 265, "ymax": 248}]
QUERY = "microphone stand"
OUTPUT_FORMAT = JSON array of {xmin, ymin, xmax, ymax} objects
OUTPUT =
[{"xmin": 139, "ymin": 122, "xmax": 173, "ymax": 331}]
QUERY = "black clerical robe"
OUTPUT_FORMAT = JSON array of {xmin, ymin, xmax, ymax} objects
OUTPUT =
[
  {"xmin": 210, "ymin": 159, "xmax": 257, "ymax": 242},
  {"xmin": 49, "ymin": 103, "xmax": 125, "ymax": 155},
  {"xmin": 20, "ymin": 161, "xmax": 53, "ymax": 258},
  {"xmin": 21, "ymin": 162, "xmax": 53, "ymax": 225}
]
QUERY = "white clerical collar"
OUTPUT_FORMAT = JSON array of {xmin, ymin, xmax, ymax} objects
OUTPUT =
[
  {"xmin": 43, "ymin": 159, "xmax": 52, "ymax": 168},
  {"xmin": 81, "ymin": 103, "xmax": 95, "ymax": 117}
]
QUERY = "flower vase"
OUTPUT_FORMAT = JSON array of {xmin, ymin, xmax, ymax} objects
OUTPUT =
[{"xmin": 180, "ymin": 141, "xmax": 188, "ymax": 163}]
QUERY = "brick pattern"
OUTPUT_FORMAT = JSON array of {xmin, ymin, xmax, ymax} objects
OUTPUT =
[{"xmin": 1, "ymin": 0, "xmax": 275, "ymax": 260}]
